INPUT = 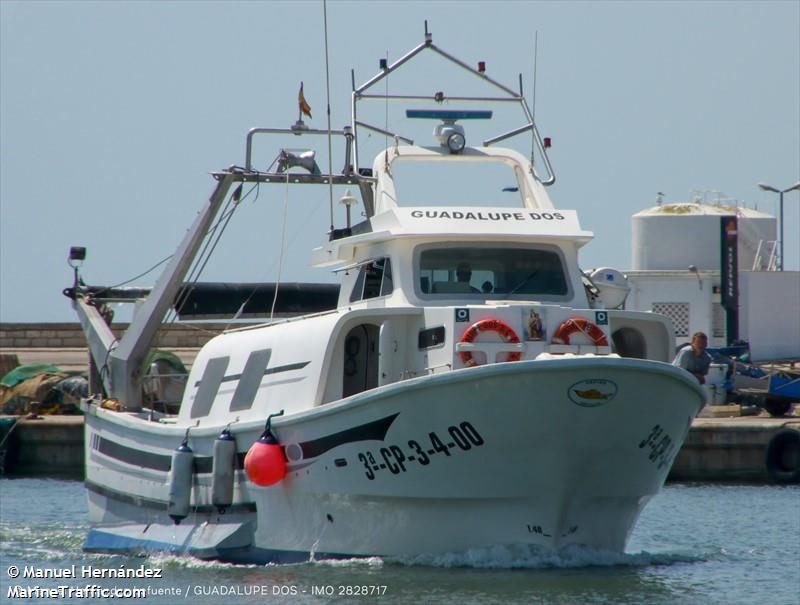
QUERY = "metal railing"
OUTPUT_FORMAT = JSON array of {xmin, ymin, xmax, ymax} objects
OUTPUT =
[{"xmin": 349, "ymin": 29, "xmax": 556, "ymax": 186}]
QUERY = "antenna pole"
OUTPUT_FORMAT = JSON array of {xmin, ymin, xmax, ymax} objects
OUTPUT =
[
  {"xmin": 384, "ymin": 50, "xmax": 389, "ymax": 170},
  {"xmin": 350, "ymin": 68, "xmax": 358, "ymax": 170},
  {"xmin": 531, "ymin": 30, "xmax": 538, "ymax": 167},
  {"xmin": 323, "ymin": 0, "xmax": 334, "ymax": 232},
  {"xmin": 532, "ymin": 31, "xmax": 538, "ymax": 121}
]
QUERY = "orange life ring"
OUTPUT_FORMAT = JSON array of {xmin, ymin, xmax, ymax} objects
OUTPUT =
[
  {"xmin": 552, "ymin": 317, "xmax": 608, "ymax": 346},
  {"xmin": 458, "ymin": 318, "xmax": 521, "ymax": 367}
]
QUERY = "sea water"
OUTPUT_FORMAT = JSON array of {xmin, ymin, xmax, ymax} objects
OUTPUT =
[{"xmin": 1, "ymin": 479, "xmax": 798, "ymax": 605}]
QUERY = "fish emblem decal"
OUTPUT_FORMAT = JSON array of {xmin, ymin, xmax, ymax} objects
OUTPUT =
[{"xmin": 568, "ymin": 379, "xmax": 618, "ymax": 407}]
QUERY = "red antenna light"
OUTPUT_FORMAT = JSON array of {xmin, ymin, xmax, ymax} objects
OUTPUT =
[
  {"xmin": 543, "ymin": 137, "xmax": 552, "ymax": 149},
  {"xmin": 478, "ymin": 61, "xmax": 486, "ymax": 73}
]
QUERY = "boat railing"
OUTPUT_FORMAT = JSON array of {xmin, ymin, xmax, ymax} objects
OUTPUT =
[
  {"xmin": 142, "ymin": 372, "xmax": 187, "ymax": 415},
  {"xmin": 349, "ymin": 26, "xmax": 556, "ymax": 185},
  {"xmin": 244, "ymin": 125, "xmax": 353, "ymax": 175},
  {"xmin": 240, "ymin": 126, "xmax": 374, "ymax": 212}
]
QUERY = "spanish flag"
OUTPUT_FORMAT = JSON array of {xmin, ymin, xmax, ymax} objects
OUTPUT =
[{"xmin": 298, "ymin": 82, "xmax": 312, "ymax": 119}]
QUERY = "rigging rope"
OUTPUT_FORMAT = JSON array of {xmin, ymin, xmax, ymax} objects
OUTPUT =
[
  {"xmin": 94, "ymin": 254, "xmax": 173, "ymax": 295},
  {"xmin": 270, "ymin": 173, "xmax": 291, "ymax": 321}
]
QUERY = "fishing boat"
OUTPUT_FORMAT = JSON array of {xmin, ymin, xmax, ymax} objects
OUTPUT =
[{"xmin": 66, "ymin": 30, "xmax": 705, "ymax": 563}]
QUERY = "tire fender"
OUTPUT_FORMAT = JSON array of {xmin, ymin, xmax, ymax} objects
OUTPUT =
[{"xmin": 765, "ymin": 428, "xmax": 800, "ymax": 484}]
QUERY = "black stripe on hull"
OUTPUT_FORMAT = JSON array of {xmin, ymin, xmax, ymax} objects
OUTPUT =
[
  {"xmin": 96, "ymin": 437, "xmax": 215, "ymax": 473},
  {"xmin": 91, "ymin": 413, "xmax": 400, "ymax": 472},
  {"xmin": 297, "ymin": 413, "xmax": 399, "ymax": 459},
  {"xmin": 85, "ymin": 479, "xmax": 257, "ymax": 513}
]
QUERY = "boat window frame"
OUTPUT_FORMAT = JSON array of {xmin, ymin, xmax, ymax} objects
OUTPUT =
[
  {"xmin": 349, "ymin": 257, "xmax": 394, "ymax": 303},
  {"xmin": 412, "ymin": 242, "xmax": 573, "ymax": 302}
]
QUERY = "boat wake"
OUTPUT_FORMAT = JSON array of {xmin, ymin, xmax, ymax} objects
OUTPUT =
[
  {"xmin": 306, "ymin": 556, "xmax": 385, "ymax": 568},
  {"xmin": 144, "ymin": 552, "xmax": 261, "ymax": 570},
  {"xmin": 139, "ymin": 543, "xmax": 720, "ymax": 571},
  {"xmin": 386, "ymin": 543, "xmax": 719, "ymax": 569},
  {"xmin": 0, "ymin": 524, "xmax": 86, "ymax": 561}
]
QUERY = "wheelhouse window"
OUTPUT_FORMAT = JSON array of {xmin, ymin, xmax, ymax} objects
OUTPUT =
[
  {"xmin": 350, "ymin": 258, "xmax": 393, "ymax": 302},
  {"xmin": 417, "ymin": 246, "xmax": 569, "ymax": 298}
]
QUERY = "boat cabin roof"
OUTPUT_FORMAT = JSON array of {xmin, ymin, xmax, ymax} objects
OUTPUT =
[
  {"xmin": 373, "ymin": 144, "xmax": 554, "ymax": 214},
  {"xmin": 311, "ymin": 144, "xmax": 593, "ymax": 268}
]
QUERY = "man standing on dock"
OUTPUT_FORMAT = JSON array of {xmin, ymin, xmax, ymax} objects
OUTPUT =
[{"xmin": 673, "ymin": 331, "xmax": 712, "ymax": 384}]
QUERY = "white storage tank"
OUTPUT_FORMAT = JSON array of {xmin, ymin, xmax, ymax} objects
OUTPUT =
[{"xmin": 631, "ymin": 202, "xmax": 776, "ymax": 271}]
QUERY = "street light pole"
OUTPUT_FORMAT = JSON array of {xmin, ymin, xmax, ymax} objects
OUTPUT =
[{"xmin": 758, "ymin": 181, "xmax": 800, "ymax": 270}]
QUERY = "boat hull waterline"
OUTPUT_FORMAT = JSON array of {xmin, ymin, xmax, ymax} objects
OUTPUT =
[{"xmin": 83, "ymin": 357, "xmax": 704, "ymax": 562}]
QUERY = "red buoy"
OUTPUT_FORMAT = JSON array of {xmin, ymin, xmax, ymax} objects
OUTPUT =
[{"xmin": 244, "ymin": 411, "xmax": 286, "ymax": 487}]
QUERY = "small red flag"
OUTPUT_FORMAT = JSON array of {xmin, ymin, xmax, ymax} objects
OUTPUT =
[{"xmin": 298, "ymin": 82, "xmax": 312, "ymax": 119}]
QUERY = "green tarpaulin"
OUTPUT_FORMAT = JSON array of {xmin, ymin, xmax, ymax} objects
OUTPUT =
[{"xmin": 0, "ymin": 363, "xmax": 63, "ymax": 388}]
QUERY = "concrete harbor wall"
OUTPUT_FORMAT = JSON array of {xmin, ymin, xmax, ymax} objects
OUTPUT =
[
  {"xmin": 1, "ymin": 324, "xmax": 798, "ymax": 483},
  {"xmin": 0, "ymin": 322, "xmax": 232, "ymax": 350},
  {"xmin": 0, "ymin": 415, "xmax": 83, "ymax": 477},
  {"xmin": 2, "ymin": 414, "xmax": 798, "ymax": 483},
  {"xmin": 0, "ymin": 323, "xmax": 222, "ymax": 475},
  {"xmin": 672, "ymin": 417, "xmax": 800, "ymax": 482}
]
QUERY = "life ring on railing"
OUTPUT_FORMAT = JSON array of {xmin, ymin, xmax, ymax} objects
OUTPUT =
[
  {"xmin": 552, "ymin": 317, "xmax": 609, "ymax": 346},
  {"xmin": 458, "ymin": 318, "xmax": 521, "ymax": 367}
]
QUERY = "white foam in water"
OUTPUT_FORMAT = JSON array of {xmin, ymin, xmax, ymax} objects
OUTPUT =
[
  {"xmin": 308, "ymin": 556, "xmax": 385, "ymax": 568},
  {"xmin": 0, "ymin": 525, "xmax": 86, "ymax": 561},
  {"xmin": 145, "ymin": 552, "xmax": 260, "ymax": 570},
  {"xmin": 144, "ymin": 545, "xmax": 714, "ymax": 571},
  {"xmin": 389, "ymin": 543, "xmax": 711, "ymax": 569}
]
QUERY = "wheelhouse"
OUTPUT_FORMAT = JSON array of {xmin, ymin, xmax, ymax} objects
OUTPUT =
[{"xmin": 415, "ymin": 243, "xmax": 572, "ymax": 300}]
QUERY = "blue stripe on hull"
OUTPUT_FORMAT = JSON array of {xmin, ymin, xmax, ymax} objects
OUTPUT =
[
  {"xmin": 84, "ymin": 528, "xmax": 357, "ymax": 565},
  {"xmin": 84, "ymin": 529, "xmax": 180, "ymax": 554}
]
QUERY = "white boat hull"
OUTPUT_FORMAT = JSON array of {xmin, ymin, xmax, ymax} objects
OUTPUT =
[{"xmin": 83, "ymin": 357, "xmax": 703, "ymax": 562}]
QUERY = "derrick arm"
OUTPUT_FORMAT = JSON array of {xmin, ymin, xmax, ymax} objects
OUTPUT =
[
  {"xmin": 104, "ymin": 172, "xmax": 237, "ymax": 410},
  {"xmin": 72, "ymin": 297, "xmax": 117, "ymax": 396}
]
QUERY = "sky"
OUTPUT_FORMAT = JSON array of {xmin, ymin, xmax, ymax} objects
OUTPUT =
[{"xmin": 1, "ymin": 0, "xmax": 798, "ymax": 322}]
